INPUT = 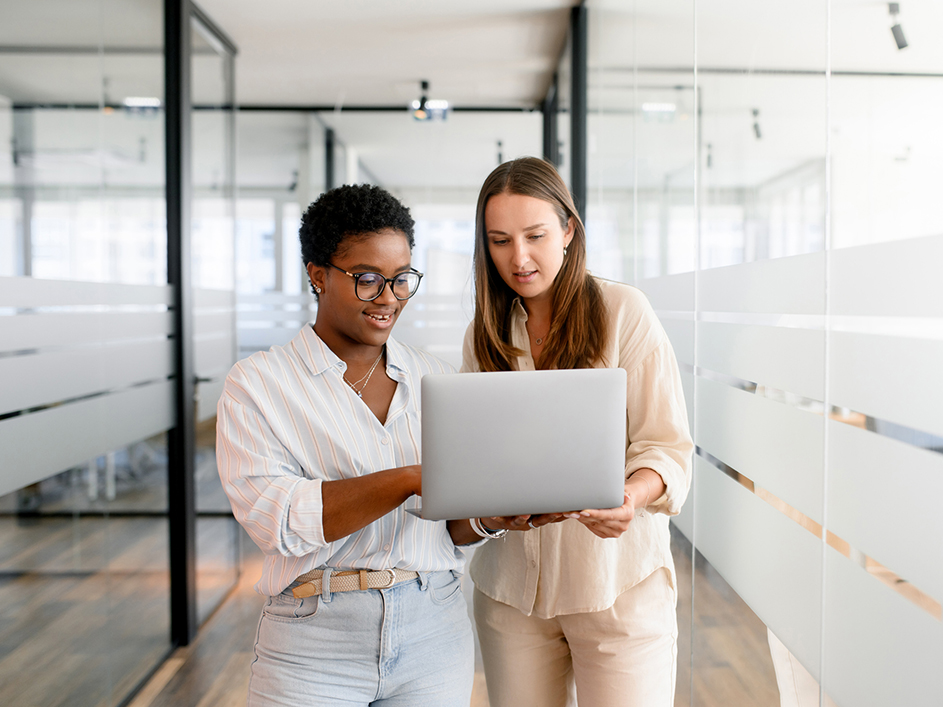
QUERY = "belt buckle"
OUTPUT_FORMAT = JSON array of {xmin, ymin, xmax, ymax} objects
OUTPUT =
[{"xmin": 377, "ymin": 569, "xmax": 397, "ymax": 588}]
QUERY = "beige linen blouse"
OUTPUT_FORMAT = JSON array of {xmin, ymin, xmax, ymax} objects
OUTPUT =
[{"xmin": 461, "ymin": 277, "xmax": 693, "ymax": 618}]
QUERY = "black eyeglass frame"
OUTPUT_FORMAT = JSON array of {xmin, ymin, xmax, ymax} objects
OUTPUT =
[{"xmin": 326, "ymin": 262, "xmax": 424, "ymax": 301}]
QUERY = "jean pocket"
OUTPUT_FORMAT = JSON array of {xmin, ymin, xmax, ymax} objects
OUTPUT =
[
  {"xmin": 428, "ymin": 571, "xmax": 464, "ymax": 606},
  {"xmin": 262, "ymin": 591, "xmax": 320, "ymax": 623}
]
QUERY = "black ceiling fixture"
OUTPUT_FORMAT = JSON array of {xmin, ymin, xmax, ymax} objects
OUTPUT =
[{"xmin": 889, "ymin": 3, "xmax": 908, "ymax": 50}]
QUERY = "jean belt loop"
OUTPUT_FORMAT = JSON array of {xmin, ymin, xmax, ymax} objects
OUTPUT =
[
  {"xmin": 321, "ymin": 568, "xmax": 334, "ymax": 603},
  {"xmin": 418, "ymin": 570, "xmax": 430, "ymax": 591}
]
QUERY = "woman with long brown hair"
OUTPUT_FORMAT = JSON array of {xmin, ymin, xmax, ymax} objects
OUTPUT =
[{"xmin": 450, "ymin": 157, "xmax": 693, "ymax": 706}]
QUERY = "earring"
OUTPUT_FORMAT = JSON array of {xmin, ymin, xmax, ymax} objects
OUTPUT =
[
  {"xmin": 315, "ymin": 286, "xmax": 322, "ymax": 294},
  {"xmin": 563, "ymin": 246, "xmax": 568, "ymax": 256}
]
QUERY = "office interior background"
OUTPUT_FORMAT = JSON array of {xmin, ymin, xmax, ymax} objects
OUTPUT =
[{"xmin": 1, "ymin": 0, "xmax": 941, "ymax": 705}]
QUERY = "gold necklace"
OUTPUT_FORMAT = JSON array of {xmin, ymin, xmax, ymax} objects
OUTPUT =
[{"xmin": 343, "ymin": 348, "xmax": 384, "ymax": 398}]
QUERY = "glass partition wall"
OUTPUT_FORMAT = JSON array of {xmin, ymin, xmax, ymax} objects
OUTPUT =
[
  {"xmin": 0, "ymin": 1, "xmax": 172, "ymax": 705},
  {"xmin": 585, "ymin": 0, "xmax": 942, "ymax": 705},
  {"xmin": 0, "ymin": 1, "xmax": 238, "ymax": 703}
]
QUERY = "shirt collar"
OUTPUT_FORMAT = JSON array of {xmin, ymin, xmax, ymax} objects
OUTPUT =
[
  {"xmin": 292, "ymin": 324, "xmax": 408, "ymax": 382},
  {"xmin": 510, "ymin": 296, "xmax": 528, "ymax": 323}
]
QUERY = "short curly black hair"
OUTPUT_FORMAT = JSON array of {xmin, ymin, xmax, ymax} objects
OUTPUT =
[{"xmin": 299, "ymin": 184, "xmax": 415, "ymax": 295}]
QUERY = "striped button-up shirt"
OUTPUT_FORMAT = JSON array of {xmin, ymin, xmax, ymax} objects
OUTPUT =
[{"xmin": 216, "ymin": 324, "xmax": 462, "ymax": 597}]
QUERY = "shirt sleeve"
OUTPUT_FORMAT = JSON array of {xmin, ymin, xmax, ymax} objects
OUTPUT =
[
  {"xmin": 216, "ymin": 388, "xmax": 336, "ymax": 558},
  {"xmin": 622, "ymin": 339, "xmax": 694, "ymax": 516}
]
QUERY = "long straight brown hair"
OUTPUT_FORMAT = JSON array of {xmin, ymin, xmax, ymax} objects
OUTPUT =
[{"xmin": 472, "ymin": 157, "xmax": 609, "ymax": 371}]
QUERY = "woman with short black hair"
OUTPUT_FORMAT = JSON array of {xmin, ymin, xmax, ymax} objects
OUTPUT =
[{"xmin": 217, "ymin": 184, "xmax": 474, "ymax": 706}]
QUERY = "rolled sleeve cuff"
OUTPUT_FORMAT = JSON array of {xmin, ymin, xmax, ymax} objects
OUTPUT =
[{"xmin": 286, "ymin": 477, "xmax": 328, "ymax": 549}]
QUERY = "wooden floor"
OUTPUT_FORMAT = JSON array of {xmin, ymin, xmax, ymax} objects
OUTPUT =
[{"xmin": 125, "ymin": 527, "xmax": 780, "ymax": 707}]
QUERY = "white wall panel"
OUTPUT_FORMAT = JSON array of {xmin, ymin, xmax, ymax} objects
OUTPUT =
[
  {"xmin": 695, "ymin": 457, "xmax": 823, "ymax": 678},
  {"xmin": 828, "ymin": 420, "xmax": 943, "ymax": 601},
  {"xmin": 696, "ymin": 378, "xmax": 824, "ymax": 523},
  {"xmin": 2, "ymin": 311, "xmax": 172, "ymax": 352},
  {"xmin": 0, "ymin": 276, "xmax": 170, "ymax": 307},
  {"xmin": 698, "ymin": 253, "xmax": 825, "ymax": 315},
  {"xmin": 638, "ymin": 272, "xmax": 695, "ymax": 312},
  {"xmin": 830, "ymin": 332, "xmax": 943, "ymax": 437},
  {"xmin": 697, "ymin": 322, "xmax": 825, "ymax": 401},
  {"xmin": 830, "ymin": 234, "xmax": 943, "ymax": 318},
  {"xmin": 824, "ymin": 546, "xmax": 943, "ymax": 707},
  {"xmin": 0, "ymin": 380, "xmax": 174, "ymax": 497},
  {"xmin": 0, "ymin": 340, "xmax": 173, "ymax": 415}
]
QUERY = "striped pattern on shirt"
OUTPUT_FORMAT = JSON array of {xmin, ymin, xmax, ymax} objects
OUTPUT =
[{"xmin": 216, "ymin": 324, "xmax": 462, "ymax": 597}]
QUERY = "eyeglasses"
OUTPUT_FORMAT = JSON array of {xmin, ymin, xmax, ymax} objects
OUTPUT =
[{"xmin": 327, "ymin": 263, "xmax": 424, "ymax": 301}]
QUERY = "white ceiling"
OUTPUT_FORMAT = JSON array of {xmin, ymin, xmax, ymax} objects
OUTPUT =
[
  {"xmin": 196, "ymin": 0, "xmax": 574, "ymax": 108},
  {"xmin": 1, "ymin": 0, "xmax": 940, "ymax": 193}
]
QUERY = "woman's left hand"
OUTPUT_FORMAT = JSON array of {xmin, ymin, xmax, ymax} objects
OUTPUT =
[{"xmin": 565, "ymin": 492, "xmax": 635, "ymax": 538}]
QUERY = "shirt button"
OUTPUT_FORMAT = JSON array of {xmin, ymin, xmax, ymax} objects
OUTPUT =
[
  {"xmin": 384, "ymin": 544, "xmax": 391, "ymax": 551},
  {"xmin": 381, "ymin": 437, "xmax": 390, "ymax": 445}
]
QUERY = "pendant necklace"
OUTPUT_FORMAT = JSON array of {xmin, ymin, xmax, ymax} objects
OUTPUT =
[{"xmin": 343, "ymin": 347, "xmax": 384, "ymax": 398}]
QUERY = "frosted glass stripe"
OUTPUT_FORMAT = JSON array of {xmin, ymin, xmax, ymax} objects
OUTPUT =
[
  {"xmin": 680, "ymin": 369, "xmax": 694, "ymax": 432},
  {"xmin": 694, "ymin": 456, "xmax": 823, "ymax": 678},
  {"xmin": 0, "ymin": 276, "xmax": 171, "ymax": 307},
  {"xmin": 0, "ymin": 380, "xmax": 174, "ymax": 497},
  {"xmin": 238, "ymin": 327, "xmax": 299, "ymax": 349},
  {"xmin": 194, "ymin": 311, "xmax": 235, "ymax": 337},
  {"xmin": 829, "ymin": 332, "xmax": 943, "ymax": 437},
  {"xmin": 2, "ymin": 311, "xmax": 173, "ymax": 352},
  {"xmin": 696, "ymin": 377, "xmax": 824, "ymax": 523},
  {"xmin": 236, "ymin": 309, "xmax": 315, "ymax": 323},
  {"xmin": 194, "ymin": 334, "xmax": 235, "ymax": 377},
  {"xmin": 196, "ymin": 377, "xmax": 225, "ymax": 422},
  {"xmin": 671, "ymin": 496, "xmax": 694, "ymax": 543},
  {"xmin": 697, "ymin": 322, "xmax": 825, "ymax": 401},
  {"xmin": 194, "ymin": 288, "xmax": 234, "ymax": 309},
  {"xmin": 0, "ymin": 340, "xmax": 173, "ymax": 416},
  {"xmin": 830, "ymin": 234, "xmax": 943, "ymax": 318},
  {"xmin": 828, "ymin": 420, "xmax": 943, "ymax": 602},
  {"xmin": 661, "ymin": 318, "xmax": 694, "ymax": 366},
  {"xmin": 638, "ymin": 272, "xmax": 695, "ymax": 312},
  {"xmin": 698, "ymin": 253, "xmax": 825, "ymax": 314},
  {"xmin": 238, "ymin": 293, "xmax": 314, "ymax": 306},
  {"xmin": 824, "ymin": 546, "xmax": 942, "ymax": 707}
]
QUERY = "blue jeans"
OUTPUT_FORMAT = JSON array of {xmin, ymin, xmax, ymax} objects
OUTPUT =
[{"xmin": 248, "ymin": 570, "xmax": 474, "ymax": 706}]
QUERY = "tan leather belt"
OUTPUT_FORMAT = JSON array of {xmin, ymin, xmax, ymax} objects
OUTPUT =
[{"xmin": 291, "ymin": 568, "xmax": 419, "ymax": 598}]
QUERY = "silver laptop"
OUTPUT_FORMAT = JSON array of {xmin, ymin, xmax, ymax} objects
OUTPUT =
[{"xmin": 416, "ymin": 368, "xmax": 627, "ymax": 520}]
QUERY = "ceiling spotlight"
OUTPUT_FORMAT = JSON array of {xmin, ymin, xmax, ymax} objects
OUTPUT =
[
  {"xmin": 412, "ymin": 80, "xmax": 429, "ymax": 120},
  {"xmin": 752, "ymin": 109, "xmax": 762, "ymax": 140},
  {"xmin": 889, "ymin": 3, "xmax": 908, "ymax": 50},
  {"xmin": 410, "ymin": 81, "xmax": 450, "ymax": 122}
]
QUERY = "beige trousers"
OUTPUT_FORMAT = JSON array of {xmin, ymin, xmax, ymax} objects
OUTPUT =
[{"xmin": 473, "ymin": 568, "xmax": 678, "ymax": 707}]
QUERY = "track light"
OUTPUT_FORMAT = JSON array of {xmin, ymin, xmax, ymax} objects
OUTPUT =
[
  {"xmin": 413, "ymin": 80, "xmax": 429, "ymax": 120},
  {"xmin": 752, "ymin": 109, "xmax": 762, "ymax": 140},
  {"xmin": 411, "ymin": 80, "xmax": 450, "ymax": 122},
  {"xmin": 889, "ymin": 3, "xmax": 908, "ymax": 50}
]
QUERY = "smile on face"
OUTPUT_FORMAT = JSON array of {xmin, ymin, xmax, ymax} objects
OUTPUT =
[
  {"xmin": 308, "ymin": 228, "xmax": 413, "ymax": 351},
  {"xmin": 484, "ymin": 192, "xmax": 574, "ymax": 306}
]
